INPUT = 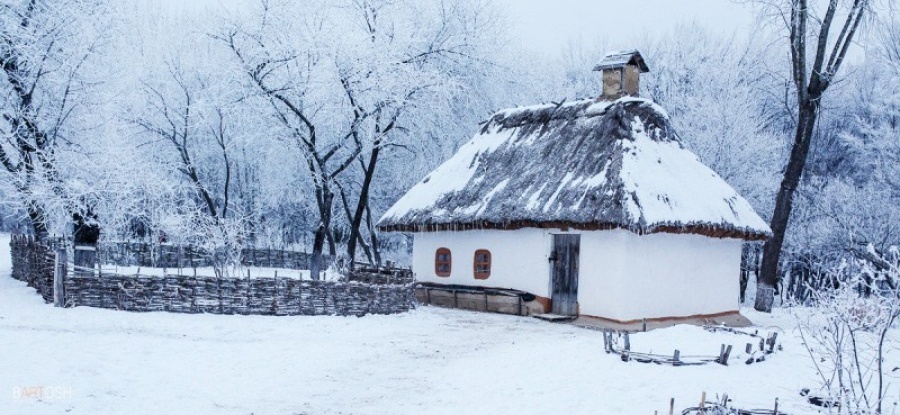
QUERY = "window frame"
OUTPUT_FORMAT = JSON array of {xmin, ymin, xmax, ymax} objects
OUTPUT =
[
  {"xmin": 473, "ymin": 249, "xmax": 491, "ymax": 280},
  {"xmin": 434, "ymin": 247, "xmax": 452, "ymax": 277}
]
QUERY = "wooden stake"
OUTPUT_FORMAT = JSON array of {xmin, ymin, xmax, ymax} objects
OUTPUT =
[
  {"xmin": 669, "ymin": 398, "xmax": 674, "ymax": 415},
  {"xmin": 53, "ymin": 247, "xmax": 67, "ymax": 307},
  {"xmin": 700, "ymin": 391, "xmax": 706, "ymax": 414}
]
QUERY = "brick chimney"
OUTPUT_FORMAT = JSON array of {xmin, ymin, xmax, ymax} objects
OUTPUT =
[{"xmin": 593, "ymin": 50, "xmax": 649, "ymax": 100}]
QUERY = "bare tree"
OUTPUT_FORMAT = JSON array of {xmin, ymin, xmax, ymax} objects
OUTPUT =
[
  {"xmin": 755, "ymin": 0, "xmax": 871, "ymax": 312},
  {"xmin": 217, "ymin": 0, "xmax": 499, "ymax": 274},
  {"xmin": 335, "ymin": 0, "xmax": 498, "ymax": 265},
  {"xmin": 217, "ymin": 1, "xmax": 361, "ymax": 279},
  {"xmin": 130, "ymin": 60, "xmax": 257, "ymax": 273},
  {"xmin": 0, "ymin": 0, "xmax": 105, "ymax": 239},
  {"xmin": 134, "ymin": 63, "xmax": 229, "ymax": 222}
]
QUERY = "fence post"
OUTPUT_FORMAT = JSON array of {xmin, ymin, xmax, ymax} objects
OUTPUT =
[{"xmin": 53, "ymin": 247, "xmax": 67, "ymax": 307}]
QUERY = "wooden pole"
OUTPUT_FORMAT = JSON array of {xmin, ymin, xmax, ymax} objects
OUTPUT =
[
  {"xmin": 53, "ymin": 247, "xmax": 67, "ymax": 307},
  {"xmin": 700, "ymin": 391, "xmax": 706, "ymax": 414},
  {"xmin": 668, "ymin": 398, "xmax": 674, "ymax": 415}
]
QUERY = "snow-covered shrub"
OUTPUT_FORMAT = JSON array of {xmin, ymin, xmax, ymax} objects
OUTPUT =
[
  {"xmin": 194, "ymin": 214, "xmax": 253, "ymax": 279},
  {"xmin": 796, "ymin": 248, "xmax": 900, "ymax": 414}
]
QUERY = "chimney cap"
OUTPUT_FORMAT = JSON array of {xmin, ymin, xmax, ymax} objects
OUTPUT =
[{"xmin": 593, "ymin": 50, "xmax": 649, "ymax": 73}]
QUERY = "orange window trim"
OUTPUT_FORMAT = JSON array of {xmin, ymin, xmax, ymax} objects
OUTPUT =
[
  {"xmin": 473, "ymin": 249, "xmax": 491, "ymax": 280},
  {"xmin": 435, "ymin": 247, "xmax": 452, "ymax": 277}
]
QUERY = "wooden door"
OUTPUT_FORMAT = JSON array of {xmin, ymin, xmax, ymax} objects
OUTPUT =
[{"xmin": 550, "ymin": 234, "xmax": 580, "ymax": 315}]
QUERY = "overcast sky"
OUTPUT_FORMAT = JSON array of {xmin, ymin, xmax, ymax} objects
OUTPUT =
[
  {"xmin": 491, "ymin": 0, "xmax": 757, "ymax": 54},
  {"xmin": 148, "ymin": 0, "xmax": 759, "ymax": 55}
]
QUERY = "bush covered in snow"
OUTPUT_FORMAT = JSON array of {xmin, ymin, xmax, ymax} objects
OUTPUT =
[{"xmin": 795, "ymin": 247, "xmax": 900, "ymax": 413}]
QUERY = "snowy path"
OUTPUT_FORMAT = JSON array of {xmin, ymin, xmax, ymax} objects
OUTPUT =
[{"xmin": 0, "ymin": 233, "xmax": 821, "ymax": 414}]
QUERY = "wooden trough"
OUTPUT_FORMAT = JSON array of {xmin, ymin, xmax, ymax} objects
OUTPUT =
[{"xmin": 416, "ymin": 283, "xmax": 547, "ymax": 316}]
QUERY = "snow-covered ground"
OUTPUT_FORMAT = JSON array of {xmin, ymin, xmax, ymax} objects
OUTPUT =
[{"xmin": 0, "ymin": 233, "xmax": 857, "ymax": 414}]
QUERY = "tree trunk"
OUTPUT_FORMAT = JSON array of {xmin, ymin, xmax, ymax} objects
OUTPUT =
[
  {"xmin": 346, "ymin": 144, "xmax": 380, "ymax": 263},
  {"xmin": 364, "ymin": 203, "xmax": 382, "ymax": 266},
  {"xmin": 323, "ymin": 190, "xmax": 336, "ymax": 257},
  {"xmin": 310, "ymin": 182, "xmax": 335, "ymax": 279},
  {"xmin": 26, "ymin": 199, "xmax": 49, "ymax": 241},
  {"xmin": 755, "ymin": 101, "xmax": 820, "ymax": 312},
  {"xmin": 310, "ymin": 223, "xmax": 326, "ymax": 281}
]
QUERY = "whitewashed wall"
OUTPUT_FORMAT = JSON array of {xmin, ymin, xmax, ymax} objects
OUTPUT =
[
  {"xmin": 578, "ymin": 230, "xmax": 742, "ymax": 321},
  {"xmin": 412, "ymin": 229, "xmax": 551, "ymax": 297},
  {"xmin": 411, "ymin": 228, "xmax": 743, "ymax": 321}
]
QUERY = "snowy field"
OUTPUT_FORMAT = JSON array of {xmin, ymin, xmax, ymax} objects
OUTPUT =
[{"xmin": 0, "ymin": 233, "xmax": 872, "ymax": 414}]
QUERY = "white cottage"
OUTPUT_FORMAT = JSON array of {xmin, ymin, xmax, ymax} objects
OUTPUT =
[{"xmin": 377, "ymin": 51, "xmax": 771, "ymax": 323}]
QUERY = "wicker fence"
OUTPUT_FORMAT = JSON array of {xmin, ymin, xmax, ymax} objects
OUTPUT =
[
  {"xmin": 9, "ymin": 234, "xmax": 56, "ymax": 303},
  {"xmin": 10, "ymin": 235, "xmax": 415, "ymax": 316},
  {"xmin": 97, "ymin": 242, "xmax": 333, "ymax": 270},
  {"xmin": 63, "ymin": 274, "xmax": 415, "ymax": 316}
]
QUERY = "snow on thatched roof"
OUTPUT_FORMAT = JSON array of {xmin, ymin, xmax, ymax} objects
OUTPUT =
[{"xmin": 377, "ymin": 97, "xmax": 772, "ymax": 240}]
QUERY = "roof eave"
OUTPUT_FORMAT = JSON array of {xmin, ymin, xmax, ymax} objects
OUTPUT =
[{"xmin": 377, "ymin": 220, "xmax": 770, "ymax": 242}]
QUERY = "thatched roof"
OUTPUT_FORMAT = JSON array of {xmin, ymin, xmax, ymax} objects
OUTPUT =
[{"xmin": 377, "ymin": 97, "xmax": 771, "ymax": 241}]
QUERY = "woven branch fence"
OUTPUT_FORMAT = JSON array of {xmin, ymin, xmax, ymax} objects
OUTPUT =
[
  {"xmin": 9, "ymin": 235, "xmax": 56, "ymax": 302},
  {"xmin": 10, "ymin": 235, "xmax": 415, "ymax": 316},
  {"xmin": 97, "ymin": 242, "xmax": 334, "ymax": 270}
]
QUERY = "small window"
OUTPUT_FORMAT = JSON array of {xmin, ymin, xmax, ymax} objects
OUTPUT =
[
  {"xmin": 473, "ymin": 249, "xmax": 491, "ymax": 280},
  {"xmin": 435, "ymin": 248, "xmax": 452, "ymax": 277}
]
